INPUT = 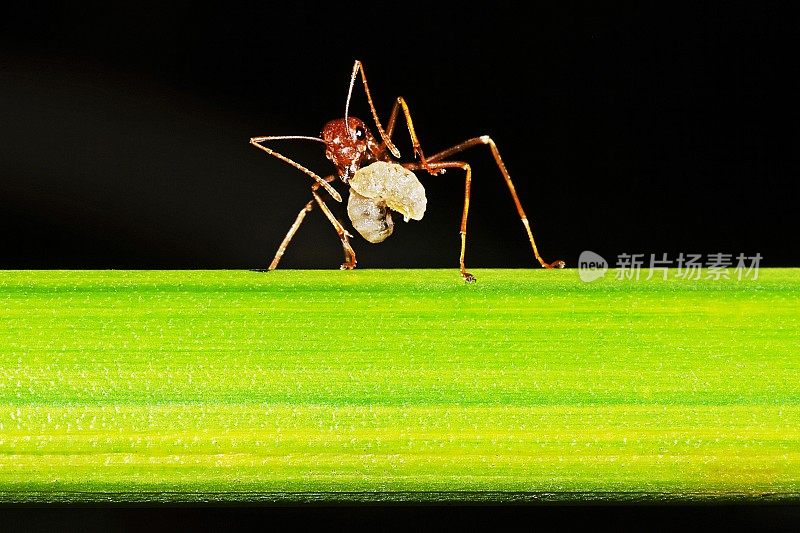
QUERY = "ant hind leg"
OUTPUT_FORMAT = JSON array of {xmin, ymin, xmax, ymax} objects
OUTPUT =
[{"xmin": 427, "ymin": 136, "xmax": 565, "ymax": 269}]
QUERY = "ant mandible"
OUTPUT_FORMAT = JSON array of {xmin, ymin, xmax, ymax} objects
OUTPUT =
[{"xmin": 250, "ymin": 60, "xmax": 565, "ymax": 282}]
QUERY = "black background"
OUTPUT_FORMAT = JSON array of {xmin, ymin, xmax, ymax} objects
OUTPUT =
[
  {"xmin": 2, "ymin": 504, "xmax": 800, "ymax": 532},
  {"xmin": 1, "ymin": 2, "xmax": 799, "ymax": 530},
  {"xmin": 1, "ymin": 2, "xmax": 797, "ymax": 270}
]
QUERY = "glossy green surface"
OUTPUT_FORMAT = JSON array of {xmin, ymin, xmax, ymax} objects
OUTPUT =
[{"xmin": 0, "ymin": 269, "xmax": 798, "ymax": 502}]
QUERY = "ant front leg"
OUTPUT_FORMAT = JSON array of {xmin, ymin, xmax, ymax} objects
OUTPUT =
[
  {"xmin": 427, "ymin": 136, "xmax": 565, "ymax": 269},
  {"xmin": 347, "ymin": 60, "xmax": 442, "ymax": 175},
  {"xmin": 345, "ymin": 61, "xmax": 400, "ymax": 158},
  {"xmin": 250, "ymin": 136, "xmax": 342, "ymax": 202},
  {"xmin": 384, "ymin": 97, "xmax": 445, "ymax": 175},
  {"xmin": 269, "ymin": 200, "xmax": 314, "ymax": 271},
  {"xmin": 268, "ymin": 176, "xmax": 354, "ymax": 271},
  {"xmin": 311, "ymin": 191, "xmax": 357, "ymax": 270}
]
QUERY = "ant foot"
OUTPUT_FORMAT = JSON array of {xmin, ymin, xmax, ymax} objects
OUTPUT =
[
  {"xmin": 340, "ymin": 262, "xmax": 357, "ymax": 270},
  {"xmin": 461, "ymin": 271, "xmax": 477, "ymax": 283},
  {"xmin": 542, "ymin": 260, "xmax": 566, "ymax": 269}
]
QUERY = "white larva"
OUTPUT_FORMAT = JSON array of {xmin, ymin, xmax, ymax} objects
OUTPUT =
[
  {"xmin": 346, "ymin": 161, "xmax": 427, "ymax": 243},
  {"xmin": 347, "ymin": 190, "xmax": 395, "ymax": 243}
]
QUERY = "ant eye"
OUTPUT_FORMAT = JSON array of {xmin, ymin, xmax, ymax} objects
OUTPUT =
[{"xmin": 355, "ymin": 127, "xmax": 365, "ymax": 139}]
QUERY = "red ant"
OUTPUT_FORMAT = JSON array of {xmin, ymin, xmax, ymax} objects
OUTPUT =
[{"xmin": 250, "ymin": 60, "xmax": 564, "ymax": 282}]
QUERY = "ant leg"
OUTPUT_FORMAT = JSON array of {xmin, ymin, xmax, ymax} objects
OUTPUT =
[
  {"xmin": 250, "ymin": 136, "xmax": 342, "ymax": 202},
  {"xmin": 268, "ymin": 176, "xmax": 351, "ymax": 271},
  {"xmin": 406, "ymin": 161, "xmax": 475, "ymax": 282},
  {"xmin": 382, "ymin": 97, "xmax": 444, "ymax": 175},
  {"xmin": 345, "ymin": 61, "xmax": 401, "ymax": 158},
  {"xmin": 348, "ymin": 60, "xmax": 441, "ymax": 175},
  {"xmin": 311, "ymin": 191, "xmax": 357, "ymax": 270},
  {"xmin": 426, "ymin": 136, "xmax": 565, "ymax": 269},
  {"xmin": 269, "ymin": 200, "xmax": 314, "ymax": 271}
]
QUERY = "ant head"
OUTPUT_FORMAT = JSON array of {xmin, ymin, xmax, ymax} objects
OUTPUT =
[{"xmin": 321, "ymin": 117, "xmax": 378, "ymax": 181}]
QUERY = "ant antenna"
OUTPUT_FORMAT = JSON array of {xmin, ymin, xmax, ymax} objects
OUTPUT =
[
  {"xmin": 344, "ymin": 61, "xmax": 401, "ymax": 158},
  {"xmin": 344, "ymin": 63, "xmax": 358, "ymax": 141},
  {"xmin": 258, "ymin": 135, "xmax": 328, "ymax": 144}
]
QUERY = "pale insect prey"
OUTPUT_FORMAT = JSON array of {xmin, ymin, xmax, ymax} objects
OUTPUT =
[{"xmin": 346, "ymin": 161, "xmax": 427, "ymax": 243}]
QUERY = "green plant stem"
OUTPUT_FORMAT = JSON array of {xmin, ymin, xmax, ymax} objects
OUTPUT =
[{"xmin": 0, "ymin": 269, "xmax": 798, "ymax": 502}]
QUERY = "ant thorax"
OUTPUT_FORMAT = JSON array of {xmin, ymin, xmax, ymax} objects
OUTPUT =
[{"xmin": 347, "ymin": 162, "xmax": 427, "ymax": 243}]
